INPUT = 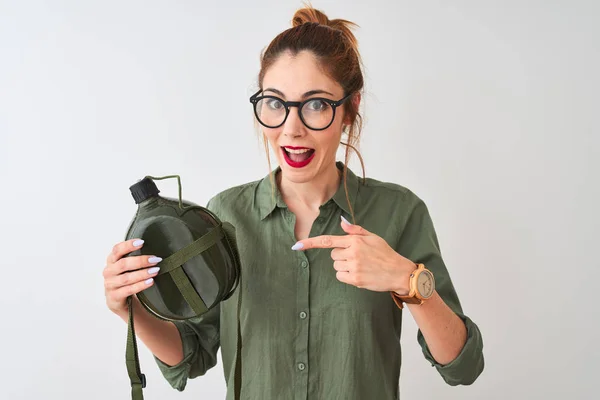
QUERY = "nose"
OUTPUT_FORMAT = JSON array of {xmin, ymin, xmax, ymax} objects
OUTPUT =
[{"xmin": 282, "ymin": 106, "xmax": 306, "ymax": 137}]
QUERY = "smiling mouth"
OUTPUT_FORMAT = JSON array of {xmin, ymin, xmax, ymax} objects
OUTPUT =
[{"xmin": 281, "ymin": 146, "xmax": 316, "ymax": 168}]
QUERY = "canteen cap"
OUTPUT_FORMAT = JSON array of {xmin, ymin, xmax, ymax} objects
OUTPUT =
[{"xmin": 129, "ymin": 177, "xmax": 160, "ymax": 204}]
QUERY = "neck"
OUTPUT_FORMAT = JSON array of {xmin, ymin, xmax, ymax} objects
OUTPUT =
[{"xmin": 278, "ymin": 163, "xmax": 341, "ymax": 211}]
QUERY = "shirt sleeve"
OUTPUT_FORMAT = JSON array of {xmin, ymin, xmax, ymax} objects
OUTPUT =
[
  {"xmin": 153, "ymin": 195, "xmax": 223, "ymax": 391},
  {"xmin": 396, "ymin": 194, "xmax": 485, "ymax": 386},
  {"xmin": 153, "ymin": 305, "xmax": 221, "ymax": 391}
]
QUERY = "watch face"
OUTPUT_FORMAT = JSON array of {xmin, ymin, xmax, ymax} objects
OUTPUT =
[{"xmin": 417, "ymin": 270, "xmax": 435, "ymax": 298}]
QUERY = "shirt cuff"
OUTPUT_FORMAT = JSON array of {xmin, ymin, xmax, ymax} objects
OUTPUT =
[{"xmin": 418, "ymin": 313, "xmax": 485, "ymax": 386}]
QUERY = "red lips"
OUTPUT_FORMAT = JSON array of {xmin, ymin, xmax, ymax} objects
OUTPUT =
[{"xmin": 281, "ymin": 146, "xmax": 315, "ymax": 168}]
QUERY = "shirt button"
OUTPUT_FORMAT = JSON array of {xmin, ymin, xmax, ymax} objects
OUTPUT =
[
  {"xmin": 299, "ymin": 311, "xmax": 307, "ymax": 319},
  {"xmin": 298, "ymin": 363, "xmax": 306, "ymax": 371},
  {"xmin": 301, "ymin": 260, "xmax": 308, "ymax": 268}
]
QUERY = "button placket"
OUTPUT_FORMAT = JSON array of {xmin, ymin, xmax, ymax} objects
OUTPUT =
[{"xmin": 294, "ymin": 252, "xmax": 310, "ymax": 399}]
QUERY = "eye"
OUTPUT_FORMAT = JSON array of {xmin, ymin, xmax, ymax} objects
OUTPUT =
[
  {"xmin": 265, "ymin": 98, "xmax": 284, "ymax": 111},
  {"xmin": 304, "ymin": 99, "xmax": 329, "ymax": 112}
]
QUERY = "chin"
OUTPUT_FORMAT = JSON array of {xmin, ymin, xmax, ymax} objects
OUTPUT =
[{"xmin": 280, "ymin": 162, "xmax": 315, "ymax": 179}]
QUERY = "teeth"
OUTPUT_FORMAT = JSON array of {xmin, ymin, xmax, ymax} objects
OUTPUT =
[{"xmin": 285, "ymin": 148, "xmax": 312, "ymax": 154}]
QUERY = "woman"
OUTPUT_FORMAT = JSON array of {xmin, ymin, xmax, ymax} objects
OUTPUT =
[{"xmin": 103, "ymin": 6, "xmax": 484, "ymax": 399}]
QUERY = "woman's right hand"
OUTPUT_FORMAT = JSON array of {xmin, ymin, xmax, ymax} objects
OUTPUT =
[{"xmin": 103, "ymin": 239, "xmax": 162, "ymax": 317}]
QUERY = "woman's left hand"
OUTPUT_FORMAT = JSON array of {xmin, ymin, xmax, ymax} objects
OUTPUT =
[{"xmin": 292, "ymin": 216, "xmax": 416, "ymax": 293}]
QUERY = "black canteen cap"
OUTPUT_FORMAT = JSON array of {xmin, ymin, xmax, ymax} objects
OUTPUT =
[{"xmin": 129, "ymin": 177, "xmax": 160, "ymax": 204}]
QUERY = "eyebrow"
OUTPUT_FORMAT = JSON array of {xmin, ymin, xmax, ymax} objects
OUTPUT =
[{"xmin": 263, "ymin": 88, "xmax": 335, "ymax": 99}]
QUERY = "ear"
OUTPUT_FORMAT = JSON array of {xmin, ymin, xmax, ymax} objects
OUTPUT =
[
  {"xmin": 352, "ymin": 92, "xmax": 362, "ymax": 110},
  {"xmin": 343, "ymin": 93, "xmax": 362, "ymax": 126}
]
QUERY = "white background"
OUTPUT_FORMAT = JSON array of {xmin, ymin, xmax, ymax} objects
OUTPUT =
[{"xmin": 0, "ymin": 1, "xmax": 598, "ymax": 399}]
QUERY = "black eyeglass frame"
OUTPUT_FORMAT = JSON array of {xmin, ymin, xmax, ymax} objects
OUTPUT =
[{"xmin": 249, "ymin": 89, "xmax": 353, "ymax": 131}]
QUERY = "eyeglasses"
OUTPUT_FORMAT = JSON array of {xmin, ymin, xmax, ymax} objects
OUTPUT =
[{"xmin": 249, "ymin": 89, "xmax": 353, "ymax": 131}]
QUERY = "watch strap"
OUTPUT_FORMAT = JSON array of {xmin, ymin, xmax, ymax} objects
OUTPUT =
[{"xmin": 390, "ymin": 291, "xmax": 424, "ymax": 309}]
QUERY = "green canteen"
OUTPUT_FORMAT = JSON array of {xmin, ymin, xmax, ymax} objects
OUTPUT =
[{"xmin": 121, "ymin": 175, "xmax": 242, "ymax": 400}]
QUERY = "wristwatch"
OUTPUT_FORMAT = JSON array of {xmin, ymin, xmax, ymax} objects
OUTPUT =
[{"xmin": 390, "ymin": 263, "xmax": 435, "ymax": 309}]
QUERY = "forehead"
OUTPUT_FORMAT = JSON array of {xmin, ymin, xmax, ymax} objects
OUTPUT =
[{"xmin": 262, "ymin": 50, "xmax": 342, "ymax": 98}]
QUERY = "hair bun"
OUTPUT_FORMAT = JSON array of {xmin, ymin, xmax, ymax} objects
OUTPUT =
[
  {"xmin": 292, "ymin": 7, "xmax": 330, "ymax": 27},
  {"xmin": 291, "ymin": 6, "xmax": 359, "ymax": 50}
]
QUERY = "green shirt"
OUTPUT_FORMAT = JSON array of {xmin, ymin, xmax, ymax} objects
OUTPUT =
[{"xmin": 154, "ymin": 161, "xmax": 484, "ymax": 399}]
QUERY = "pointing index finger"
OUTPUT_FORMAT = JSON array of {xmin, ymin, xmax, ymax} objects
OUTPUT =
[{"xmin": 292, "ymin": 235, "xmax": 352, "ymax": 250}]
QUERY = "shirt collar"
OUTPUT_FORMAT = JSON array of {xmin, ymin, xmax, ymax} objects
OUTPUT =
[{"xmin": 256, "ymin": 161, "xmax": 361, "ymax": 220}]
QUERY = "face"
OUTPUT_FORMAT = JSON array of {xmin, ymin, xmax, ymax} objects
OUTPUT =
[
  {"xmin": 259, "ymin": 50, "xmax": 351, "ymax": 183},
  {"xmin": 417, "ymin": 270, "xmax": 435, "ymax": 298}
]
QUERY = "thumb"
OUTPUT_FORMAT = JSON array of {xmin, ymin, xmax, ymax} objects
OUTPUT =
[{"xmin": 340, "ymin": 215, "xmax": 370, "ymax": 236}]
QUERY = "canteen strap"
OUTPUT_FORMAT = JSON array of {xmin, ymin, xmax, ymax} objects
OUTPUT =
[
  {"xmin": 156, "ymin": 222, "xmax": 225, "ymax": 277},
  {"xmin": 125, "ymin": 224, "xmax": 226, "ymax": 400},
  {"xmin": 126, "ymin": 296, "xmax": 146, "ymax": 400},
  {"xmin": 234, "ymin": 268, "xmax": 243, "ymax": 400},
  {"xmin": 221, "ymin": 221, "xmax": 243, "ymax": 400},
  {"xmin": 156, "ymin": 222, "xmax": 227, "ymax": 315},
  {"xmin": 125, "ymin": 220, "xmax": 243, "ymax": 400}
]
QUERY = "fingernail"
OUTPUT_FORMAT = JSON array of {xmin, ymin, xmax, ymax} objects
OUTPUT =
[
  {"xmin": 291, "ymin": 242, "xmax": 304, "ymax": 250},
  {"xmin": 145, "ymin": 278, "xmax": 153, "ymax": 285},
  {"xmin": 148, "ymin": 267, "xmax": 160, "ymax": 275},
  {"xmin": 133, "ymin": 239, "xmax": 144, "ymax": 247},
  {"xmin": 341, "ymin": 216, "xmax": 352, "ymax": 225},
  {"xmin": 148, "ymin": 256, "xmax": 162, "ymax": 264}
]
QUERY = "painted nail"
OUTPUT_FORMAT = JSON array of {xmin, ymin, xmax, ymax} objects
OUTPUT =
[
  {"xmin": 341, "ymin": 216, "xmax": 352, "ymax": 225},
  {"xmin": 145, "ymin": 278, "xmax": 154, "ymax": 285},
  {"xmin": 291, "ymin": 242, "xmax": 304, "ymax": 250},
  {"xmin": 148, "ymin": 256, "xmax": 162, "ymax": 264},
  {"xmin": 133, "ymin": 239, "xmax": 144, "ymax": 247},
  {"xmin": 148, "ymin": 267, "xmax": 160, "ymax": 275}
]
